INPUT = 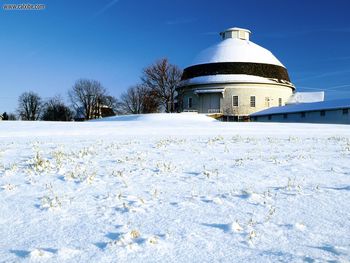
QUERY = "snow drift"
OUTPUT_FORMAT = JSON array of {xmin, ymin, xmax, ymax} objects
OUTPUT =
[{"xmin": 90, "ymin": 113, "xmax": 218, "ymax": 123}]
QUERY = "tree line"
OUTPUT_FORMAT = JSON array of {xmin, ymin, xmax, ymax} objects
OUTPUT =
[{"xmin": 1, "ymin": 58, "xmax": 182, "ymax": 121}]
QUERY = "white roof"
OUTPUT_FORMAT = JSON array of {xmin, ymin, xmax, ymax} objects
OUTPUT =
[
  {"xmin": 180, "ymin": 74, "xmax": 294, "ymax": 87},
  {"xmin": 224, "ymin": 27, "xmax": 251, "ymax": 33},
  {"xmin": 251, "ymin": 99, "xmax": 350, "ymax": 116},
  {"xmin": 191, "ymin": 38, "xmax": 285, "ymax": 67},
  {"xmin": 287, "ymin": 92, "xmax": 324, "ymax": 104}
]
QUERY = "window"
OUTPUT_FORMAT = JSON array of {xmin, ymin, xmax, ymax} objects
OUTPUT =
[
  {"xmin": 320, "ymin": 110, "xmax": 325, "ymax": 117},
  {"xmin": 265, "ymin": 97, "xmax": 270, "ymax": 107},
  {"xmin": 343, "ymin": 108, "xmax": 348, "ymax": 115},
  {"xmin": 188, "ymin": 97, "xmax": 193, "ymax": 108},
  {"xmin": 250, "ymin": 96, "xmax": 256, "ymax": 107},
  {"xmin": 283, "ymin": 114, "xmax": 288, "ymax": 119},
  {"xmin": 232, "ymin": 96, "xmax": 239, "ymax": 107},
  {"xmin": 268, "ymin": 115, "xmax": 272, "ymax": 120},
  {"xmin": 301, "ymin": 112, "xmax": 306, "ymax": 118},
  {"xmin": 279, "ymin": 98, "xmax": 282, "ymax": 106},
  {"xmin": 239, "ymin": 31, "xmax": 248, "ymax": 40}
]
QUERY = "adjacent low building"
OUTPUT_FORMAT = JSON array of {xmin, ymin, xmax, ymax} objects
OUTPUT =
[
  {"xmin": 177, "ymin": 27, "xmax": 295, "ymax": 121},
  {"xmin": 250, "ymin": 99, "xmax": 350, "ymax": 124}
]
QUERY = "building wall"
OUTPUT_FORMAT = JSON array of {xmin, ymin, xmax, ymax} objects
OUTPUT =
[
  {"xmin": 182, "ymin": 90, "xmax": 199, "ymax": 111},
  {"xmin": 253, "ymin": 108, "xmax": 350, "ymax": 124},
  {"xmin": 180, "ymin": 83, "xmax": 293, "ymax": 115},
  {"xmin": 182, "ymin": 90, "xmax": 223, "ymax": 113},
  {"xmin": 222, "ymin": 84, "xmax": 293, "ymax": 116},
  {"xmin": 199, "ymin": 93, "xmax": 222, "ymax": 113}
]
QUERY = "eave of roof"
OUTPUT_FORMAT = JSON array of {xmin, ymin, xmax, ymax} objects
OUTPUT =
[
  {"xmin": 251, "ymin": 99, "xmax": 350, "ymax": 116},
  {"xmin": 178, "ymin": 74, "xmax": 295, "ymax": 89}
]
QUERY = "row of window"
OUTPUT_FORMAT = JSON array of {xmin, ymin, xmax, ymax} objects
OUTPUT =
[
  {"xmin": 232, "ymin": 96, "xmax": 282, "ymax": 107},
  {"xmin": 261, "ymin": 108, "xmax": 349, "ymax": 120},
  {"xmin": 233, "ymin": 95, "xmax": 255, "ymax": 107},
  {"xmin": 187, "ymin": 95, "xmax": 284, "ymax": 109}
]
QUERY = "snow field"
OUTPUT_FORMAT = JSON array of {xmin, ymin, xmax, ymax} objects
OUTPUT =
[{"xmin": 0, "ymin": 115, "xmax": 349, "ymax": 262}]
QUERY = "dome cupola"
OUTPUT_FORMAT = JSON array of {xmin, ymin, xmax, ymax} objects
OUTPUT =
[{"xmin": 219, "ymin": 27, "xmax": 251, "ymax": 41}]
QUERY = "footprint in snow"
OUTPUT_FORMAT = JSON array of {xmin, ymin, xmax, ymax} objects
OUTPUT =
[
  {"xmin": 280, "ymin": 222, "xmax": 306, "ymax": 231},
  {"xmin": 202, "ymin": 223, "xmax": 233, "ymax": 233},
  {"xmin": 200, "ymin": 196, "xmax": 223, "ymax": 205},
  {"xmin": 57, "ymin": 248, "xmax": 80, "ymax": 260},
  {"xmin": 9, "ymin": 249, "xmax": 30, "ymax": 258},
  {"xmin": 310, "ymin": 244, "xmax": 347, "ymax": 256},
  {"xmin": 235, "ymin": 190, "xmax": 265, "ymax": 205}
]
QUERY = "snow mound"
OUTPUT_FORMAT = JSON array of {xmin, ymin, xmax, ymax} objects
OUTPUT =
[{"xmin": 91, "ymin": 113, "xmax": 218, "ymax": 123}]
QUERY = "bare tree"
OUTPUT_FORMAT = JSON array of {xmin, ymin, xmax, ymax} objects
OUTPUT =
[
  {"xmin": 41, "ymin": 96, "xmax": 73, "ymax": 121},
  {"xmin": 141, "ymin": 88, "xmax": 159, "ymax": 113},
  {"xmin": 120, "ymin": 85, "xmax": 144, "ymax": 114},
  {"xmin": 69, "ymin": 79, "xmax": 114, "ymax": 120},
  {"xmin": 8, "ymin": 113, "xmax": 17, "ymax": 120},
  {"xmin": 142, "ymin": 58, "xmax": 182, "ymax": 113},
  {"xmin": 120, "ymin": 85, "xmax": 159, "ymax": 114},
  {"xmin": 17, "ymin": 91, "xmax": 42, "ymax": 120}
]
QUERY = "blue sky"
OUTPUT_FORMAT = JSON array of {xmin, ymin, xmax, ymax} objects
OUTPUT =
[{"xmin": 1, "ymin": 0, "xmax": 350, "ymax": 113}]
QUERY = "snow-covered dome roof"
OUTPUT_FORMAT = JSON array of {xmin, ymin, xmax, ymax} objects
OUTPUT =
[
  {"xmin": 180, "ymin": 27, "xmax": 293, "ymax": 87},
  {"xmin": 191, "ymin": 36, "xmax": 284, "ymax": 67},
  {"xmin": 192, "ymin": 27, "xmax": 284, "ymax": 67}
]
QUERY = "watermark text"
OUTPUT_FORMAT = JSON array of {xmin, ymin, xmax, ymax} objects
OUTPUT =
[{"xmin": 3, "ymin": 3, "xmax": 45, "ymax": 11}]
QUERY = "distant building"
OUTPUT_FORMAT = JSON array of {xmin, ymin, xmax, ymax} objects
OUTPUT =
[
  {"xmin": 74, "ymin": 105, "xmax": 115, "ymax": 121},
  {"xmin": 251, "ymin": 99, "xmax": 350, "ymax": 124},
  {"xmin": 177, "ymin": 27, "xmax": 295, "ymax": 121}
]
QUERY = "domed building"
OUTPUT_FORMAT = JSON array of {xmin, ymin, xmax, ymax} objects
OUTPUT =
[{"xmin": 177, "ymin": 27, "xmax": 295, "ymax": 121}]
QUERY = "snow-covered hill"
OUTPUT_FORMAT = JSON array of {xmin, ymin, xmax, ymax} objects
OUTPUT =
[
  {"xmin": 0, "ymin": 114, "xmax": 349, "ymax": 262},
  {"xmin": 90, "ymin": 113, "xmax": 218, "ymax": 123}
]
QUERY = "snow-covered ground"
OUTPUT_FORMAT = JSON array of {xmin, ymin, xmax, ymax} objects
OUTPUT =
[{"xmin": 0, "ymin": 113, "xmax": 349, "ymax": 262}]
